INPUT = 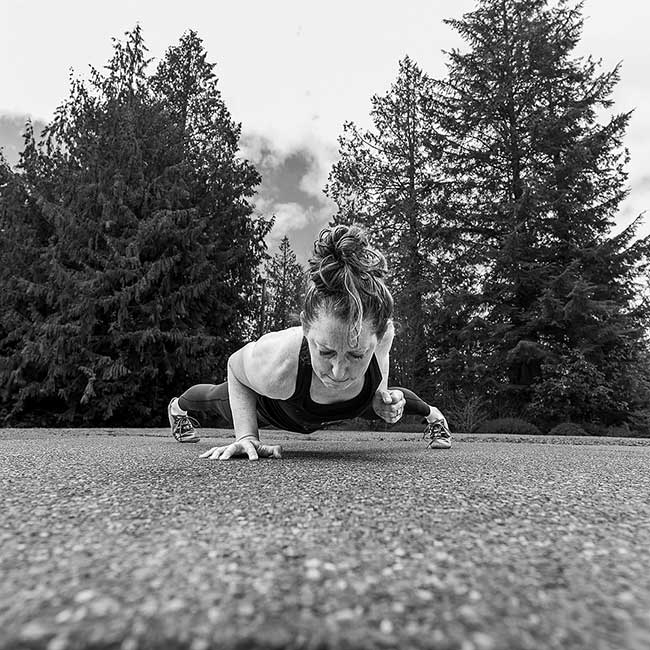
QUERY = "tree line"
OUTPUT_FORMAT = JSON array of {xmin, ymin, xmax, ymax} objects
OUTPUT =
[
  {"xmin": 1, "ymin": 0, "xmax": 649, "ymax": 433},
  {"xmin": 326, "ymin": 0, "xmax": 650, "ymax": 434}
]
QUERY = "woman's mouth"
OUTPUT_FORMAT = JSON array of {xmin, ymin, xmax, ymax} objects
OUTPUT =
[{"xmin": 326, "ymin": 376, "xmax": 349, "ymax": 384}]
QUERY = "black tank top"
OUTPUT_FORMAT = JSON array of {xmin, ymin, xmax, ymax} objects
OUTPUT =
[{"xmin": 256, "ymin": 336, "xmax": 382, "ymax": 433}]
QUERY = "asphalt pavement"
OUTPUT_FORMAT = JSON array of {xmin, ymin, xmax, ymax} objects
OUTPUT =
[{"xmin": 1, "ymin": 429, "xmax": 650, "ymax": 650}]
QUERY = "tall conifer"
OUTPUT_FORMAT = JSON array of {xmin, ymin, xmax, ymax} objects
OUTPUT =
[
  {"xmin": 435, "ymin": 0, "xmax": 650, "ymax": 423},
  {"xmin": 263, "ymin": 236, "xmax": 305, "ymax": 332},
  {"xmin": 326, "ymin": 57, "xmax": 456, "ymax": 393},
  {"xmin": 1, "ymin": 28, "xmax": 270, "ymax": 424}
]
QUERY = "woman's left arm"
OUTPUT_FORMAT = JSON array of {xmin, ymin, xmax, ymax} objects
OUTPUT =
[
  {"xmin": 374, "ymin": 320, "xmax": 394, "ymax": 391},
  {"xmin": 372, "ymin": 320, "xmax": 406, "ymax": 423}
]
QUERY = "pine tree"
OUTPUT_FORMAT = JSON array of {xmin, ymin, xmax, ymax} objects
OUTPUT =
[
  {"xmin": 263, "ymin": 236, "xmax": 305, "ymax": 332},
  {"xmin": 0, "ymin": 134, "xmax": 56, "ymax": 423},
  {"xmin": 435, "ymin": 0, "xmax": 650, "ymax": 424},
  {"xmin": 326, "ymin": 57, "xmax": 459, "ymax": 393},
  {"xmin": 1, "ymin": 27, "xmax": 271, "ymax": 425}
]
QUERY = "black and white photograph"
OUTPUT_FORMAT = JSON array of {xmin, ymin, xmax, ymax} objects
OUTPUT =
[{"xmin": 1, "ymin": 1, "xmax": 649, "ymax": 649}]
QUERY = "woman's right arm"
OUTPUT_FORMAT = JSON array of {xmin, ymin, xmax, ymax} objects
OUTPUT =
[
  {"xmin": 227, "ymin": 343, "xmax": 265, "ymax": 443},
  {"xmin": 200, "ymin": 328, "xmax": 301, "ymax": 461}
]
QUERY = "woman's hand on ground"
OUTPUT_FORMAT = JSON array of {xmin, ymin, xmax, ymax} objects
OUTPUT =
[
  {"xmin": 199, "ymin": 437, "xmax": 283, "ymax": 461},
  {"xmin": 372, "ymin": 389, "xmax": 406, "ymax": 424}
]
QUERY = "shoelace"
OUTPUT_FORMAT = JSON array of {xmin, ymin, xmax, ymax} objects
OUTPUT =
[
  {"xmin": 424, "ymin": 420, "xmax": 449, "ymax": 439},
  {"xmin": 174, "ymin": 414, "xmax": 201, "ymax": 436}
]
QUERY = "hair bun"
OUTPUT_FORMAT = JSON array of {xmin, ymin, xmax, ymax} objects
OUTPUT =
[
  {"xmin": 309, "ymin": 225, "xmax": 386, "ymax": 291},
  {"xmin": 303, "ymin": 224, "xmax": 394, "ymax": 344}
]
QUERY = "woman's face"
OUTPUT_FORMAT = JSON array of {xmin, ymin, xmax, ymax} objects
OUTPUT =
[{"xmin": 303, "ymin": 312, "xmax": 379, "ymax": 390}]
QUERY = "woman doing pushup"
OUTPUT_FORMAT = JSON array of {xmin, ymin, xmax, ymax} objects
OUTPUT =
[{"xmin": 168, "ymin": 224, "xmax": 451, "ymax": 459}]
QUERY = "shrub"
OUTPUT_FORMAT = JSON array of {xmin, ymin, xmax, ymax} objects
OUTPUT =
[
  {"xmin": 445, "ymin": 391, "xmax": 488, "ymax": 433},
  {"xmin": 629, "ymin": 411, "xmax": 650, "ymax": 438},
  {"xmin": 582, "ymin": 422, "xmax": 641, "ymax": 438},
  {"xmin": 476, "ymin": 418, "xmax": 542, "ymax": 435},
  {"xmin": 548, "ymin": 422, "xmax": 587, "ymax": 436},
  {"xmin": 528, "ymin": 353, "xmax": 624, "ymax": 425},
  {"xmin": 581, "ymin": 422, "xmax": 610, "ymax": 437}
]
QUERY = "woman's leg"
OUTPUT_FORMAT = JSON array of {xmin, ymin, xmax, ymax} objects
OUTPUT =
[
  {"xmin": 167, "ymin": 383, "xmax": 233, "ymax": 442},
  {"xmin": 398, "ymin": 387, "xmax": 451, "ymax": 448},
  {"xmin": 399, "ymin": 387, "xmax": 432, "ymax": 418},
  {"xmin": 173, "ymin": 383, "xmax": 271, "ymax": 428},
  {"xmin": 177, "ymin": 382, "xmax": 234, "ymax": 424}
]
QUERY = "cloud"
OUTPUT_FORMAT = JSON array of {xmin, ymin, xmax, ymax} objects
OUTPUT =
[
  {"xmin": 238, "ymin": 132, "xmax": 284, "ymax": 176},
  {"xmin": 634, "ymin": 175, "xmax": 650, "ymax": 191},
  {"xmin": 240, "ymin": 129, "xmax": 339, "ymax": 199},
  {"xmin": 298, "ymin": 140, "xmax": 339, "ymax": 201},
  {"xmin": 611, "ymin": 173, "xmax": 650, "ymax": 239},
  {"xmin": 0, "ymin": 113, "xmax": 48, "ymax": 167},
  {"xmin": 241, "ymin": 129, "xmax": 339, "ymax": 261},
  {"xmin": 262, "ymin": 199, "xmax": 337, "ymax": 258},
  {"xmin": 271, "ymin": 202, "xmax": 311, "ymax": 232}
]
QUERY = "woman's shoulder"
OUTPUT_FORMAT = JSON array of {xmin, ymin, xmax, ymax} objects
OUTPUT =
[
  {"xmin": 375, "ymin": 319, "xmax": 395, "ymax": 354},
  {"xmin": 241, "ymin": 326, "xmax": 304, "ymax": 398}
]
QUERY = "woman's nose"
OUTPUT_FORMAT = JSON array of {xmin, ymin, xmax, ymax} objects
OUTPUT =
[{"xmin": 330, "ymin": 358, "xmax": 348, "ymax": 380}]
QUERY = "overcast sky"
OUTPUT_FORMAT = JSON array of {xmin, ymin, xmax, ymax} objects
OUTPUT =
[{"xmin": 2, "ymin": 0, "xmax": 649, "ymax": 259}]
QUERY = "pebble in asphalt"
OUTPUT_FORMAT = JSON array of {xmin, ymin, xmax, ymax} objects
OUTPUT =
[{"xmin": 1, "ymin": 429, "xmax": 650, "ymax": 650}]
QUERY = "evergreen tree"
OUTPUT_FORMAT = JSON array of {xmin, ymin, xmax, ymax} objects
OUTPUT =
[
  {"xmin": 1, "ymin": 27, "xmax": 270, "ymax": 425},
  {"xmin": 263, "ymin": 236, "xmax": 305, "ymax": 332},
  {"xmin": 326, "ymin": 57, "xmax": 460, "ymax": 393},
  {"xmin": 434, "ymin": 0, "xmax": 650, "ymax": 425},
  {"xmin": 0, "ymin": 135, "xmax": 56, "ymax": 423}
]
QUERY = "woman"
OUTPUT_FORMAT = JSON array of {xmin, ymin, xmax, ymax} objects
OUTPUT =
[{"xmin": 168, "ymin": 225, "xmax": 451, "ymax": 459}]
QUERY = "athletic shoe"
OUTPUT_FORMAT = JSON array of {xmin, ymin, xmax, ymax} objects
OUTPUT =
[
  {"xmin": 168, "ymin": 398, "xmax": 201, "ymax": 443},
  {"xmin": 423, "ymin": 418, "xmax": 452, "ymax": 449}
]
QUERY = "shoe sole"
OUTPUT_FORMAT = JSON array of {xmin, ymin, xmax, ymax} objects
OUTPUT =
[{"xmin": 428, "ymin": 440, "xmax": 452, "ymax": 449}]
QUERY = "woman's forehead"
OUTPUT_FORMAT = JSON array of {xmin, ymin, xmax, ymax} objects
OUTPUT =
[{"xmin": 308, "ymin": 314, "xmax": 377, "ymax": 348}]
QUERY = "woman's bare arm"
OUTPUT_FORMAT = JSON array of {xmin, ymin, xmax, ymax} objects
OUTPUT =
[
  {"xmin": 200, "ymin": 328, "xmax": 301, "ymax": 460},
  {"xmin": 371, "ymin": 320, "xmax": 406, "ymax": 423},
  {"xmin": 227, "ymin": 328, "xmax": 300, "ymax": 441},
  {"xmin": 374, "ymin": 320, "xmax": 395, "ymax": 392}
]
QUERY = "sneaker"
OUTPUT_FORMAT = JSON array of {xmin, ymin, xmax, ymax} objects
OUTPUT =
[
  {"xmin": 168, "ymin": 398, "xmax": 201, "ymax": 443},
  {"xmin": 423, "ymin": 418, "xmax": 452, "ymax": 449}
]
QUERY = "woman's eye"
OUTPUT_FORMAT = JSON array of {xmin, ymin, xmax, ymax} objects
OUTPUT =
[
  {"xmin": 350, "ymin": 354, "xmax": 364, "ymax": 360},
  {"xmin": 320, "ymin": 351, "xmax": 335, "ymax": 357}
]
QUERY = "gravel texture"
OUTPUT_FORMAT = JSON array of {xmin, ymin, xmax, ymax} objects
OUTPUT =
[{"xmin": 1, "ymin": 429, "xmax": 650, "ymax": 650}]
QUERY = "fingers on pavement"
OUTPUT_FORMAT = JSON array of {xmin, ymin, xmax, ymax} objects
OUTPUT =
[
  {"xmin": 199, "ymin": 446, "xmax": 225, "ymax": 459},
  {"xmin": 242, "ymin": 440, "xmax": 259, "ymax": 461},
  {"xmin": 199, "ymin": 441, "xmax": 282, "ymax": 461}
]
